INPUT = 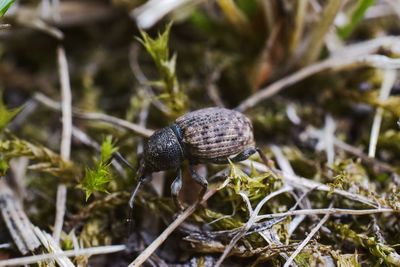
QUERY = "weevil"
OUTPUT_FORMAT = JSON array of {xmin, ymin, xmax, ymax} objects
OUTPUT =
[{"xmin": 129, "ymin": 107, "xmax": 267, "ymax": 210}]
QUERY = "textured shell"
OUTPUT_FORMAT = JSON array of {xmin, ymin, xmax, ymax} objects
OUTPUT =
[{"xmin": 175, "ymin": 107, "xmax": 255, "ymax": 162}]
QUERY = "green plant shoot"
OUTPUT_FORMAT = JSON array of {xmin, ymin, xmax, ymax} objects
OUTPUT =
[
  {"xmin": 80, "ymin": 136, "xmax": 118, "ymax": 201},
  {"xmin": 138, "ymin": 23, "xmax": 187, "ymax": 117},
  {"xmin": 0, "ymin": 95, "xmax": 21, "ymax": 132}
]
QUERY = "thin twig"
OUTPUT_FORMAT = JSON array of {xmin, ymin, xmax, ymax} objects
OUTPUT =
[
  {"xmin": 331, "ymin": 36, "xmax": 400, "ymax": 58},
  {"xmin": 128, "ymin": 188, "xmax": 217, "ymax": 267},
  {"xmin": 0, "ymin": 24, "xmax": 11, "ymax": 29},
  {"xmin": 9, "ymin": 99, "xmax": 38, "ymax": 130},
  {"xmin": 0, "ymin": 243, "xmax": 12, "ymax": 249},
  {"xmin": 270, "ymin": 145, "xmax": 312, "ymax": 237},
  {"xmin": 71, "ymin": 126, "xmax": 100, "ymax": 150},
  {"xmin": 214, "ymin": 186, "xmax": 293, "ymax": 267},
  {"xmin": 270, "ymin": 145, "xmax": 295, "ymax": 175},
  {"xmin": 73, "ymin": 109, "xmax": 154, "ymax": 138},
  {"xmin": 9, "ymin": 157, "xmax": 29, "ymax": 199},
  {"xmin": 33, "ymin": 226, "xmax": 74, "ymax": 267},
  {"xmin": 0, "ymin": 245, "xmax": 126, "ymax": 266},
  {"xmin": 287, "ymin": 189, "xmax": 315, "ymax": 237},
  {"xmin": 34, "ymin": 93, "xmax": 154, "ymax": 138},
  {"xmin": 53, "ymin": 46, "xmax": 71, "ymax": 243},
  {"xmin": 257, "ymin": 187, "xmax": 315, "ymax": 267},
  {"xmin": 283, "ymin": 202, "xmax": 333, "ymax": 267},
  {"xmin": 236, "ymin": 49, "xmax": 400, "ymax": 112},
  {"xmin": 17, "ymin": 17, "xmax": 64, "ymax": 39},
  {"xmin": 368, "ymin": 69, "xmax": 396, "ymax": 157},
  {"xmin": 306, "ymin": 127, "xmax": 395, "ymax": 173},
  {"xmin": 271, "ymin": 146, "xmax": 306, "ymax": 213},
  {"xmin": 53, "ymin": 169, "xmax": 67, "ymax": 239},
  {"xmin": 256, "ymin": 207, "xmax": 396, "ymax": 221},
  {"xmin": 0, "ymin": 180, "xmax": 41, "ymax": 254},
  {"xmin": 253, "ymin": 191, "xmax": 298, "ymax": 265},
  {"xmin": 241, "ymin": 160, "xmax": 381, "ymax": 208},
  {"xmin": 58, "ymin": 47, "xmax": 72, "ymax": 160},
  {"xmin": 322, "ymin": 115, "xmax": 336, "ymax": 165}
]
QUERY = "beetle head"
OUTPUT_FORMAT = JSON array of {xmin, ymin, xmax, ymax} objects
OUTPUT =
[
  {"xmin": 130, "ymin": 127, "xmax": 184, "ymax": 208},
  {"xmin": 142, "ymin": 127, "xmax": 184, "ymax": 174}
]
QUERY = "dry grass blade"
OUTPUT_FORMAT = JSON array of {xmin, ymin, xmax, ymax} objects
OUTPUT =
[
  {"xmin": 321, "ymin": 115, "xmax": 336, "ymax": 165},
  {"xmin": 0, "ymin": 245, "xmax": 126, "ymax": 266},
  {"xmin": 236, "ymin": 40, "xmax": 400, "ymax": 112},
  {"xmin": 58, "ymin": 46, "xmax": 72, "ymax": 161},
  {"xmin": 270, "ymin": 145, "xmax": 308, "ymax": 237},
  {"xmin": 306, "ymin": 127, "xmax": 395, "ymax": 173},
  {"xmin": 0, "ymin": 24, "xmax": 11, "ymax": 29},
  {"xmin": 0, "ymin": 180, "xmax": 40, "ymax": 254},
  {"xmin": 241, "ymin": 160, "xmax": 380, "ymax": 207},
  {"xmin": 255, "ymin": 207, "xmax": 397, "ymax": 221},
  {"xmin": 214, "ymin": 186, "xmax": 293, "ymax": 267},
  {"xmin": 33, "ymin": 226, "xmax": 74, "ymax": 267},
  {"xmin": 52, "ymin": 162, "xmax": 67, "ymax": 242},
  {"xmin": 300, "ymin": 0, "xmax": 342, "ymax": 65},
  {"xmin": 368, "ymin": 69, "xmax": 397, "ymax": 157},
  {"xmin": 0, "ymin": 181, "xmax": 78, "ymax": 266},
  {"xmin": 34, "ymin": 93, "xmax": 154, "ymax": 137},
  {"xmin": 283, "ymin": 202, "xmax": 334, "ymax": 267},
  {"xmin": 131, "ymin": 0, "xmax": 201, "ymax": 29},
  {"xmin": 53, "ymin": 46, "xmax": 71, "ymax": 244},
  {"xmin": 289, "ymin": 0, "xmax": 307, "ymax": 55},
  {"xmin": 129, "ymin": 188, "xmax": 218, "ymax": 267}
]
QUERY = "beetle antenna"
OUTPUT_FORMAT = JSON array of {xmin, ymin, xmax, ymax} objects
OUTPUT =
[
  {"xmin": 129, "ymin": 162, "xmax": 146, "ymax": 208},
  {"xmin": 111, "ymin": 152, "xmax": 136, "ymax": 171},
  {"xmin": 128, "ymin": 165, "xmax": 146, "ymax": 235},
  {"xmin": 127, "ymin": 182, "xmax": 142, "ymax": 235}
]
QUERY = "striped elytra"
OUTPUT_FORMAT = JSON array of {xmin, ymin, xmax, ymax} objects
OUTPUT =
[{"xmin": 175, "ymin": 107, "xmax": 255, "ymax": 162}]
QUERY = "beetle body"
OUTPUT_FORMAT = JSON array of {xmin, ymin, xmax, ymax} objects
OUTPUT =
[
  {"xmin": 131, "ymin": 107, "xmax": 259, "ymax": 209},
  {"xmin": 176, "ymin": 107, "xmax": 255, "ymax": 163}
]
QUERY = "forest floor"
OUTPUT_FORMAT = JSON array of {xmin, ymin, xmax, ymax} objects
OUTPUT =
[{"xmin": 0, "ymin": 1, "xmax": 400, "ymax": 266}]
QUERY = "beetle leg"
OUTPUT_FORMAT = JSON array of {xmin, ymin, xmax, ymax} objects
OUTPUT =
[
  {"xmin": 230, "ymin": 147, "xmax": 274, "ymax": 168},
  {"xmin": 171, "ymin": 168, "xmax": 184, "ymax": 211},
  {"xmin": 189, "ymin": 165, "xmax": 208, "ymax": 201},
  {"xmin": 230, "ymin": 147, "xmax": 257, "ymax": 162}
]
